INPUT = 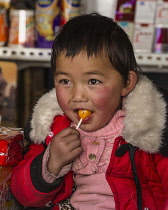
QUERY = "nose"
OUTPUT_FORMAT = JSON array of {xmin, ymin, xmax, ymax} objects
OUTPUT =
[{"xmin": 72, "ymin": 85, "xmax": 88, "ymax": 102}]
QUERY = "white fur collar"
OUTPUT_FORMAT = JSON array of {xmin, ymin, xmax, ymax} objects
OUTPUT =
[
  {"xmin": 122, "ymin": 75, "xmax": 166, "ymax": 153},
  {"xmin": 30, "ymin": 74, "xmax": 167, "ymax": 153}
]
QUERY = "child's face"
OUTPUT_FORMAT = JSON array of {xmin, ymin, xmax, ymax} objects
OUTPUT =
[{"xmin": 55, "ymin": 52, "xmax": 127, "ymax": 132}]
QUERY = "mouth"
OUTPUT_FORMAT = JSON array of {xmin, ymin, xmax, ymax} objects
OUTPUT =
[{"xmin": 74, "ymin": 108, "xmax": 93, "ymax": 123}]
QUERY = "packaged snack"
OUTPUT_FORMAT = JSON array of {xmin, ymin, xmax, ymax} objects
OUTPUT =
[
  {"xmin": 8, "ymin": 9, "xmax": 35, "ymax": 47},
  {"xmin": 115, "ymin": 0, "xmax": 136, "ymax": 21},
  {"xmin": 0, "ymin": 127, "xmax": 23, "ymax": 167},
  {"xmin": 0, "ymin": 0, "xmax": 11, "ymax": 9},
  {"xmin": 35, "ymin": 0, "xmax": 61, "ymax": 48},
  {"xmin": 61, "ymin": 0, "xmax": 81, "ymax": 25},
  {"xmin": 0, "ymin": 8, "xmax": 8, "ymax": 46}
]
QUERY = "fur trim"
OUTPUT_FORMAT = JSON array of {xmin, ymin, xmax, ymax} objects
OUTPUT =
[
  {"xmin": 30, "ymin": 89, "xmax": 63, "ymax": 143},
  {"xmin": 122, "ymin": 74, "xmax": 166, "ymax": 153},
  {"xmin": 29, "ymin": 74, "xmax": 168, "ymax": 153}
]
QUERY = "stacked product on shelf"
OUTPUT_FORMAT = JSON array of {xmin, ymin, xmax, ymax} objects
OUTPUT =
[
  {"xmin": 115, "ymin": 0, "xmax": 136, "ymax": 42},
  {"xmin": 0, "ymin": 0, "xmax": 10, "ymax": 47},
  {"xmin": 116, "ymin": 0, "xmax": 168, "ymax": 53},
  {"xmin": 133, "ymin": 0, "xmax": 158, "ymax": 53},
  {"xmin": 35, "ymin": 0, "xmax": 61, "ymax": 48},
  {"xmin": 8, "ymin": 8, "xmax": 35, "ymax": 47},
  {"xmin": 0, "ymin": 0, "xmax": 81, "ymax": 49},
  {"xmin": 35, "ymin": 0, "xmax": 81, "ymax": 48},
  {"xmin": 0, "ymin": 0, "xmax": 168, "ymax": 52},
  {"xmin": 153, "ymin": 0, "xmax": 168, "ymax": 53}
]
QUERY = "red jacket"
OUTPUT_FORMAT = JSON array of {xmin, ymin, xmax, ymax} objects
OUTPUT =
[{"xmin": 11, "ymin": 75, "xmax": 168, "ymax": 209}]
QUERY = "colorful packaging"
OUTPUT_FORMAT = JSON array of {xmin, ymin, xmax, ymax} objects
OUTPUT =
[
  {"xmin": 115, "ymin": 0, "xmax": 136, "ymax": 21},
  {"xmin": 35, "ymin": 0, "xmax": 61, "ymax": 48},
  {"xmin": 0, "ymin": 127, "xmax": 23, "ymax": 167},
  {"xmin": 61, "ymin": 0, "xmax": 80, "ymax": 25},
  {"xmin": 0, "ymin": 0, "xmax": 11, "ymax": 9},
  {"xmin": 153, "ymin": 27, "xmax": 168, "ymax": 52},
  {"xmin": 8, "ymin": 9, "xmax": 35, "ymax": 47},
  {"xmin": 0, "ymin": 8, "xmax": 8, "ymax": 46}
]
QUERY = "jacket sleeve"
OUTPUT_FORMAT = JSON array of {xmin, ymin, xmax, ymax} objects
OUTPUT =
[
  {"xmin": 11, "ymin": 143, "xmax": 74, "ymax": 208},
  {"xmin": 154, "ymin": 153, "xmax": 168, "ymax": 210}
]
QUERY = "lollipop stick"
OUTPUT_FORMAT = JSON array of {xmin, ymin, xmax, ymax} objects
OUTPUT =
[{"xmin": 76, "ymin": 118, "xmax": 82, "ymax": 129}]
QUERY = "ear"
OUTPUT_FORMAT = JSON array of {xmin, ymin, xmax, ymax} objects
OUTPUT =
[{"xmin": 121, "ymin": 71, "xmax": 137, "ymax": 96}]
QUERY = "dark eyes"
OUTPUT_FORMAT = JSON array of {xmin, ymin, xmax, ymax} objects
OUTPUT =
[
  {"xmin": 88, "ymin": 79, "xmax": 101, "ymax": 85},
  {"xmin": 59, "ymin": 79, "xmax": 70, "ymax": 85},
  {"xmin": 59, "ymin": 79, "xmax": 101, "ymax": 85}
]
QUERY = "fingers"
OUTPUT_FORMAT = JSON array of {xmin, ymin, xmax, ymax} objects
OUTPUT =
[
  {"xmin": 49, "ymin": 127, "xmax": 82, "ymax": 169},
  {"xmin": 54, "ymin": 127, "xmax": 80, "ymax": 145},
  {"xmin": 59, "ymin": 127, "xmax": 80, "ymax": 138},
  {"xmin": 70, "ymin": 146, "xmax": 83, "ymax": 158},
  {"xmin": 67, "ymin": 137, "xmax": 81, "ymax": 151}
]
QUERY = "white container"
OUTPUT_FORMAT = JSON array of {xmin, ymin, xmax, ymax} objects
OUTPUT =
[
  {"xmin": 133, "ymin": 23, "xmax": 155, "ymax": 53},
  {"xmin": 81, "ymin": 0, "xmax": 118, "ymax": 19},
  {"xmin": 8, "ymin": 9, "xmax": 35, "ymax": 47},
  {"xmin": 155, "ymin": 0, "xmax": 168, "ymax": 27},
  {"xmin": 135, "ymin": 0, "xmax": 157, "ymax": 23}
]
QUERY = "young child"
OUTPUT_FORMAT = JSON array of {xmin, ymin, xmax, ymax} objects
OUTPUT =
[{"xmin": 11, "ymin": 13, "xmax": 168, "ymax": 210}]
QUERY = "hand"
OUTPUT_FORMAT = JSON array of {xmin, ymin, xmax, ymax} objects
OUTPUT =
[{"xmin": 47, "ymin": 127, "xmax": 82, "ymax": 175}]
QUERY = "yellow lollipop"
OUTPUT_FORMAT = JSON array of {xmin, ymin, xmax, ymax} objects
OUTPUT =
[
  {"xmin": 78, "ymin": 110, "xmax": 92, "ymax": 119},
  {"xmin": 76, "ymin": 110, "xmax": 92, "ymax": 129}
]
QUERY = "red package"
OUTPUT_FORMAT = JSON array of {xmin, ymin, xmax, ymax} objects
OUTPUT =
[{"xmin": 0, "ymin": 127, "xmax": 23, "ymax": 166}]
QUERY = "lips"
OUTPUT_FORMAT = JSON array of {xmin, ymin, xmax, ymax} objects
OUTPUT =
[{"xmin": 74, "ymin": 108, "xmax": 93, "ymax": 123}]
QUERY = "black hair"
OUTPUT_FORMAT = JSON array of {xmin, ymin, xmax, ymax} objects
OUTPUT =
[{"xmin": 51, "ymin": 13, "xmax": 140, "ymax": 85}]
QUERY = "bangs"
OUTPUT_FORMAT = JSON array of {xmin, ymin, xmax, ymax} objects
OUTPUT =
[
  {"xmin": 51, "ymin": 13, "xmax": 140, "ymax": 83},
  {"xmin": 52, "ymin": 15, "xmax": 110, "ymax": 59}
]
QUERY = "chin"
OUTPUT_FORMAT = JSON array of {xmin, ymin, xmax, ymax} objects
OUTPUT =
[{"xmin": 80, "ymin": 125, "xmax": 98, "ymax": 132}]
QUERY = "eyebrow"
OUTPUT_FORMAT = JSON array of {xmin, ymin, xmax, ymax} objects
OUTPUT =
[
  {"xmin": 84, "ymin": 70, "xmax": 105, "ymax": 76},
  {"xmin": 55, "ymin": 70, "xmax": 106, "ymax": 77},
  {"xmin": 55, "ymin": 71, "xmax": 69, "ymax": 76}
]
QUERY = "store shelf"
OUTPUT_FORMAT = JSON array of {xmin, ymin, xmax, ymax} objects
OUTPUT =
[
  {"xmin": 135, "ymin": 53, "xmax": 168, "ymax": 68},
  {"xmin": 0, "ymin": 47, "xmax": 168, "ymax": 71},
  {"xmin": 0, "ymin": 47, "xmax": 51, "ymax": 62}
]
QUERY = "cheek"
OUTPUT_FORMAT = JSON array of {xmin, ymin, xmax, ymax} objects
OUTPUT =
[
  {"xmin": 93, "ymin": 88, "xmax": 121, "ymax": 114},
  {"xmin": 92, "ymin": 89, "xmax": 110, "ymax": 111},
  {"xmin": 56, "ymin": 88, "xmax": 68, "ymax": 109}
]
